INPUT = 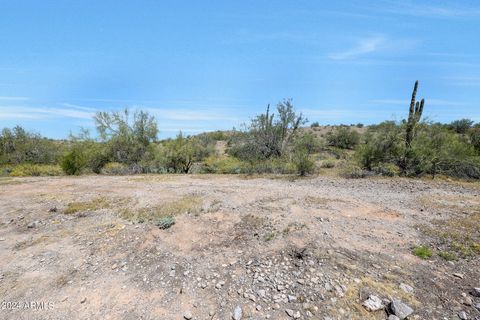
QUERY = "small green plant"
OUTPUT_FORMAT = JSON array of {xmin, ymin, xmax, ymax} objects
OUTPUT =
[
  {"xmin": 412, "ymin": 246, "xmax": 432, "ymax": 259},
  {"xmin": 264, "ymin": 232, "xmax": 275, "ymax": 241},
  {"xmin": 156, "ymin": 216, "xmax": 175, "ymax": 229},
  {"xmin": 438, "ymin": 251, "xmax": 457, "ymax": 261}
]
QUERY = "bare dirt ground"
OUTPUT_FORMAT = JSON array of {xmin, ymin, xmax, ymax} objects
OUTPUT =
[{"xmin": 0, "ymin": 175, "xmax": 479, "ymax": 320}]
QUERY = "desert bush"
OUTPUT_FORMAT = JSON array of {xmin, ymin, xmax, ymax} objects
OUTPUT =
[
  {"xmin": 320, "ymin": 159, "xmax": 335, "ymax": 168},
  {"xmin": 290, "ymin": 133, "xmax": 318, "ymax": 176},
  {"xmin": 159, "ymin": 132, "xmax": 214, "ymax": 173},
  {"xmin": 372, "ymin": 163, "xmax": 400, "ymax": 177},
  {"xmin": 449, "ymin": 118, "xmax": 474, "ymax": 134},
  {"xmin": 340, "ymin": 164, "xmax": 369, "ymax": 179},
  {"xmin": 357, "ymin": 121, "xmax": 480, "ymax": 179},
  {"xmin": 156, "ymin": 216, "xmax": 175, "ymax": 229},
  {"xmin": 356, "ymin": 121, "xmax": 406, "ymax": 171},
  {"xmin": 95, "ymin": 109, "xmax": 158, "ymax": 165},
  {"xmin": 203, "ymin": 156, "xmax": 245, "ymax": 174},
  {"xmin": 469, "ymin": 128, "xmax": 480, "ymax": 153},
  {"xmin": 246, "ymin": 158, "xmax": 296, "ymax": 175},
  {"xmin": 0, "ymin": 126, "xmax": 63, "ymax": 165},
  {"xmin": 291, "ymin": 149, "xmax": 315, "ymax": 176},
  {"xmin": 310, "ymin": 121, "xmax": 320, "ymax": 128},
  {"xmin": 10, "ymin": 164, "xmax": 63, "ymax": 177},
  {"xmin": 326, "ymin": 127, "xmax": 360, "ymax": 149},
  {"xmin": 101, "ymin": 162, "xmax": 131, "ymax": 175},
  {"xmin": 61, "ymin": 149, "xmax": 86, "ymax": 175},
  {"xmin": 229, "ymin": 99, "xmax": 306, "ymax": 161}
]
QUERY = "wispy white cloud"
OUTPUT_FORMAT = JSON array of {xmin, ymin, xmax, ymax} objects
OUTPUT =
[
  {"xmin": 328, "ymin": 36, "xmax": 386, "ymax": 60},
  {"xmin": 443, "ymin": 76, "xmax": 480, "ymax": 87},
  {"xmin": 301, "ymin": 108, "xmax": 375, "ymax": 119},
  {"xmin": 147, "ymin": 108, "xmax": 239, "ymax": 122},
  {"xmin": 328, "ymin": 35, "xmax": 419, "ymax": 61},
  {"xmin": 379, "ymin": 1, "xmax": 480, "ymax": 18},
  {"xmin": 0, "ymin": 106, "xmax": 94, "ymax": 120}
]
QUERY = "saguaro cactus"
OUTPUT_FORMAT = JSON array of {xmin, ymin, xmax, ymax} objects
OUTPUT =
[{"xmin": 405, "ymin": 80, "xmax": 424, "ymax": 148}]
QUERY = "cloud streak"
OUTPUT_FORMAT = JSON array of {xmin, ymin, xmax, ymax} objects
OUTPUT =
[
  {"xmin": 0, "ymin": 106, "xmax": 94, "ymax": 120},
  {"xmin": 328, "ymin": 36, "xmax": 386, "ymax": 60},
  {"xmin": 379, "ymin": 1, "xmax": 480, "ymax": 18}
]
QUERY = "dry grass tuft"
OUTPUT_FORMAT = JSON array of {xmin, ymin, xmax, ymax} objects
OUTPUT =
[
  {"xmin": 64, "ymin": 197, "xmax": 110, "ymax": 214},
  {"xmin": 418, "ymin": 194, "xmax": 480, "ymax": 259},
  {"xmin": 119, "ymin": 195, "xmax": 202, "ymax": 223}
]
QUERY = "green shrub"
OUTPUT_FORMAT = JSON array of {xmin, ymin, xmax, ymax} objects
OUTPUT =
[
  {"xmin": 340, "ymin": 165, "xmax": 368, "ymax": 179},
  {"xmin": 449, "ymin": 118, "xmax": 474, "ymax": 134},
  {"xmin": 247, "ymin": 158, "xmax": 296, "ymax": 175},
  {"xmin": 0, "ymin": 126, "xmax": 64, "ymax": 165},
  {"xmin": 228, "ymin": 100, "xmax": 306, "ymax": 161},
  {"xmin": 326, "ymin": 127, "xmax": 360, "ymax": 149},
  {"xmin": 0, "ymin": 165, "xmax": 13, "ymax": 177},
  {"xmin": 155, "ymin": 216, "xmax": 176, "ymax": 229},
  {"xmin": 320, "ymin": 159, "xmax": 335, "ymax": 168},
  {"xmin": 61, "ymin": 149, "xmax": 86, "ymax": 175},
  {"xmin": 101, "ymin": 162, "xmax": 131, "ymax": 175},
  {"xmin": 10, "ymin": 164, "xmax": 63, "ymax": 177},
  {"xmin": 203, "ymin": 156, "xmax": 245, "ymax": 174},
  {"xmin": 469, "ymin": 128, "xmax": 480, "ymax": 153},
  {"xmin": 85, "ymin": 146, "xmax": 109, "ymax": 174},
  {"xmin": 310, "ymin": 121, "xmax": 320, "ymax": 128},
  {"xmin": 158, "ymin": 132, "xmax": 214, "ymax": 173},
  {"xmin": 291, "ymin": 149, "xmax": 315, "ymax": 176},
  {"xmin": 372, "ymin": 163, "xmax": 400, "ymax": 177},
  {"xmin": 356, "ymin": 121, "xmax": 480, "ymax": 180},
  {"xmin": 412, "ymin": 246, "xmax": 432, "ymax": 259}
]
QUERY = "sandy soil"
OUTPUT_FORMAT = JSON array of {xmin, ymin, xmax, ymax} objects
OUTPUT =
[{"xmin": 0, "ymin": 175, "xmax": 479, "ymax": 320}]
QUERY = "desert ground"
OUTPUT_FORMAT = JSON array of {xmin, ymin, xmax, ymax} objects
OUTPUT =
[{"xmin": 0, "ymin": 175, "xmax": 479, "ymax": 320}]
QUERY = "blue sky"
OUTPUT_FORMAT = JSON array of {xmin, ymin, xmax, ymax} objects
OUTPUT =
[{"xmin": 0, "ymin": 0, "xmax": 479, "ymax": 139}]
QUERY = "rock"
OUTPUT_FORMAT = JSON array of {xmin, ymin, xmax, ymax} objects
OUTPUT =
[
  {"xmin": 80, "ymin": 297, "xmax": 87, "ymax": 304},
  {"xmin": 471, "ymin": 287, "xmax": 480, "ymax": 297},
  {"xmin": 233, "ymin": 305, "xmax": 242, "ymax": 320},
  {"xmin": 27, "ymin": 221, "xmax": 37, "ymax": 228},
  {"xmin": 458, "ymin": 311, "xmax": 467, "ymax": 320},
  {"xmin": 49, "ymin": 207, "xmax": 57, "ymax": 212},
  {"xmin": 362, "ymin": 295, "xmax": 384, "ymax": 311},
  {"xmin": 256, "ymin": 305, "xmax": 262, "ymax": 311},
  {"xmin": 257, "ymin": 289, "xmax": 266, "ymax": 298},
  {"xmin": 183, "ymin": 311, "xmax": 193, "ymax": 320},
  {"xmin": 453, "ymin": 273, "xmax": 464, "ymax": 279},
  {"xmin": 286, "ymin": 309, "xmax": 295, "ymax": 317},
  {"xmin": 390, "ymin": 300, "xmax": 413, "ymax": 320},
  {"xmin": 463, "ymin": 296, "xmax": 473, "ymax": 306},
  {"xmin": 111, "ymin": 264, "xmax": 118, "ymax": 270},
  {"xmin": 293, "ymin": 311, "xmax": 301, "ymax": 319},
  {"xmin": 388, "ymin": 316, "xmax": 400, "ymax": 320},
  {"xmin": 399, "ymin": 283, "xmax": 414, "ymax": 294},
  {"xmin": 474, "ymin": 303, "xmax": 480, "ymax": 311},
  {"xmin": 288, "ymin": 295, "xmax": 297, "ymax": 302}
]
